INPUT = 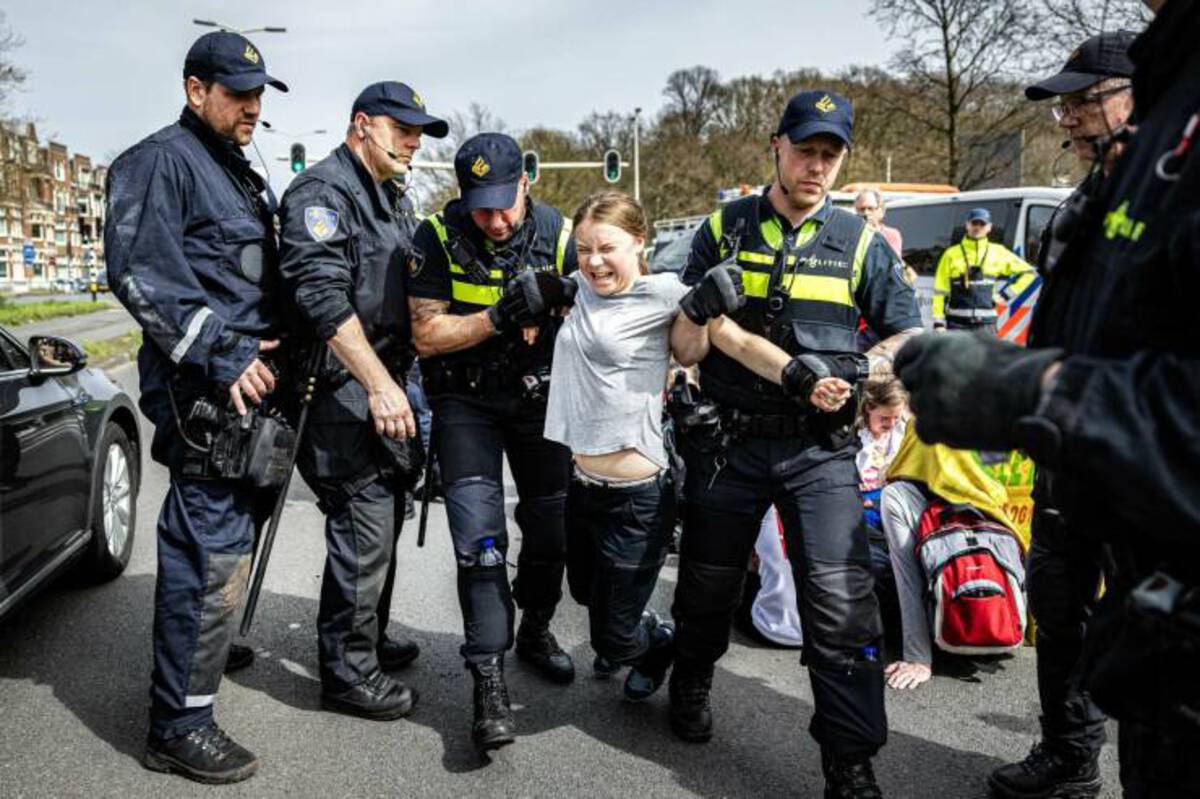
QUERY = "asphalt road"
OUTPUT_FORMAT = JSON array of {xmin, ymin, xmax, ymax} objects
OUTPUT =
[{"xmin": 0, "ymin": 362, "xmax": 1122, "ymax": 798}]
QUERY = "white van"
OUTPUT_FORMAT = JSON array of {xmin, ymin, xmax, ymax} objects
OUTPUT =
[{"xmin": 885, "ymin": 187, "xmax": 1071, "ymax": 342}]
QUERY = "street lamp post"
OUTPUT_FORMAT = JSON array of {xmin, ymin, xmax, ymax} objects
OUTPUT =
[
  {"xmin": 193, "ymin": 19, "xmax": 287, "ymax": 34},
  {"xmin": 632, "ymin": 107, "xmax": 642, "ymax": 203}
]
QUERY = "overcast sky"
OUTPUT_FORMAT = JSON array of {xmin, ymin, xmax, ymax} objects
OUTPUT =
[{"xmin": 5, "ymin": 0, "xmax": 892, "ymax": 192}]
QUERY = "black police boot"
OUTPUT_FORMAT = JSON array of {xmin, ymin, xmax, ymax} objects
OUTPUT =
[
  {"xmin": 378, "ymin": 634, "xmax": 421, "ymax": 670},
  {"xmin": 143, "ymin": 721, "xmax": 258, "ymax": 784},
  {"xmin": 593, "ymin": 654, "xmax": 622, "ymax": 680},
  {"xmin": 624, "ymin": 612, "xmax": 675, "ymax": 701},
  {"xmin": 515, "ymin": 607, "xmax": 575, "ymax": 684},
  {"xmin": 822, "ymin": 750, "xmax": 883, "ymax": 799},
  {"xmin": 987, "ymin": 742, "xmax": 1102, "ymax": 799},
  {"xmin": 320, "ymin": 669, "xmax": 418, "ymax": 721},
  {"xmin": 469, "ymin": 655, "xmax": 516, "ymax": 750},
  {"xmin": 223, "ymin": 643, "xmax": 254, "ymax": 674},
  {"xmin": 668, "ymin": 661, "xmax": 714, "ymax": 742}
]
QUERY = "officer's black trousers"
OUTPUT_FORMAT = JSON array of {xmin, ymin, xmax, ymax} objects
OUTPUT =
[
  {"xmin": 673, "ymin": 434, "xmax": 887, "ymax": 758},
  {"xmin": 946, "ymin": 318, "xmax": 998, "ymax": 334},
  {"xmin": 431, "ymin": 392, "xmax": 570, "ymax": 663},
  {"xmin": 150, "ymin": 476, "xmax": 271, "ymax": 740},
  {"xmin": 566, "ymin": 471, "xmax": 674, "ymax": 664},
  {"xmin": 1026, "ymin": 505, "xmax": 1107, "ymax": 757}
]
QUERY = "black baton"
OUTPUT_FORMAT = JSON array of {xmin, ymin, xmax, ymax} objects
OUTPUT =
[
  {"xmin": 417, "ymin": 422, "xmax": 438, "ymax": 548},
  {"xmin": 240, "ymin": 344, "xmax": 323, "ymax": 636}
]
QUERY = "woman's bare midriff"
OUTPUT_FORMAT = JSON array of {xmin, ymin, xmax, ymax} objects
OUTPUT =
[{"xmin": 574, "ymin": 448, "xmax": 661, "ymax": 480}]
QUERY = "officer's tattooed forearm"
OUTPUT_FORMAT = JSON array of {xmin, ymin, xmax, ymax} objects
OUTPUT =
[
  {"xmin": 866, "ymin": 327, "xmax": 923, "ymax": 378},
  {"xmin": 409, "ymin": 298, "xmax": 496, "ymax": 356}
]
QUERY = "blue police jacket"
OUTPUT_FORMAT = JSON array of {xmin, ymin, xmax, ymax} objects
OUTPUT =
[{"xmin": 104, "ymin": 108, "xmax": 281, "ymax": 463}]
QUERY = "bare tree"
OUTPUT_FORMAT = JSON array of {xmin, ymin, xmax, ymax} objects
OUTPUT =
[
  {"xmin": 1032, "ymin": 0, "xmax": 1149, "ymax": 65},
  {"xmin": 869, "ymin": 0, "xmax": 1043, "ymax": 187},
  {"xmin": 660, "ymin": 66, "xmax": 725, "ymax": 138},
  {"xmin": 577, "ymin": 110, "xmax": 632, "ymax": 155},
  {"xmin": 0, "ymin": 11, "xmax": 27, "ymax": 109},
  {"xmin": 408, "ymin": 102, "xmax": 507, "ymax": 213}
]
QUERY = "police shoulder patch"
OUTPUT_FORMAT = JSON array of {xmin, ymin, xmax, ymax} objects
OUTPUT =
[
  {"xmin": 304, "ymin": 207, "xmax": 339, "ymax": 242},
  {"xmin": 408, "ymin": 250, "xmax": 425, "ymax": 278}
]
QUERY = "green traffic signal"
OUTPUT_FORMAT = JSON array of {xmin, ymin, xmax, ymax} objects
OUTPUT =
[
  {"xmin": 290, "ymin": 143, "xmax": 306, "ymax": 174},
  {"xmin": 603, "ymin": 149, "xmax": 621, "ymax": 183},
  {"xmin": 523, "ymin": 150, "xmax": 540, "ymax": 185}
]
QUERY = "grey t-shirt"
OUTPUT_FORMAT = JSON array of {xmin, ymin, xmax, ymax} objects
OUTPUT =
[{"xmin": 545, "ymin": 272, "xmax": 689, "ymax": 469}]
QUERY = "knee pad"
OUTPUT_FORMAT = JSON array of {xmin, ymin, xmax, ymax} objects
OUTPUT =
[
  {"xmin": 457, "ymin": 563, "xmax": 515, "ymax": 657},
  {"xmin": 514, "ymin": 491, "xmax": 567, "ymax": 560},
  {"xmin": 802, "ymin": 564, "xmax": 883, "ymax": 667},
  {"xmin": 444, "ymin": 476, "xmax": 507, "ymax": 566}
]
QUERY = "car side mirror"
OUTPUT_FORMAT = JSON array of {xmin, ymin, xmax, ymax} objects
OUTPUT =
[{"xmin": 28, "ymin": 335, "xmax": 88, "ymax": 377}]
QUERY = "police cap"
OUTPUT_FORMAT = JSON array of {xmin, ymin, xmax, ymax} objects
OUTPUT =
[
  {"xmin": 966, "ymin": 207, "xmax": 992, "ymax": 223},
  {"xmin": 1025, "ymin": 31, "xmax": 1136, "ymax": 100},
  {"xmin": 184, "ymin": 31, "xmax": 288, "ymax": 93},
  {"xmin": 351, "ymin": 82, "xmax": 449, "ymax": 138},
  {"xmin": 454, "ymin": 133, "xmax": 523, "ymax": 211},
  {"xmin": 777, "ymin": 90, "xmax": 853, "ymax": 148}
]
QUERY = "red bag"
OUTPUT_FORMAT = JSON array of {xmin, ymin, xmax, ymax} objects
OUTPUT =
[{"xmin": 915, "ymin": 500, "xmax": 1027, "ymax": 655}]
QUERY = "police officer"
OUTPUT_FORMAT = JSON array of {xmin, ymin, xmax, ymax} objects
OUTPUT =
[
  {"xmin": 672, "ymin": 91, "xmax": 923, "ymax": 798},
  {"xmin": 931, "ymin": 207, "xmax": 1036, "ymax": 332},
  {"xmin": 986, "ymin": 32, "xmax": 1135, "ymax": 799},
  {"xmin": 278, "ymin": 82, "xmax": 447, "ymax": 720},
  {"xmin": 104, "ymin": 31, "xmax": 287, "ymax": 783},
  {"xmin": 895, "ymin": 2, "xmax": 1200, "ymax": 795},
  {"xmin": 407, "ymin": 133, "xmax": 576, "ymax": 750}
]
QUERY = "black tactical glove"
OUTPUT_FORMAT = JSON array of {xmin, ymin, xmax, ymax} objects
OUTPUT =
[
  {"xmin": 894, "ymin": 331, "xmax": 1063, "ymax": 451},
  {"xmin": 781, "ymin": 353, "xmax": 869, "ymax": 405},
  {"xmin": 679, "ymin": 262, "xmax": 745, "ymax": 325},
  {"xmin": 488, "ymin": 270, "xmax": 576, "ymax": 331}
]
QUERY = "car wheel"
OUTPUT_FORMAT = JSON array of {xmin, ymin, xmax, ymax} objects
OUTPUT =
[{"xmin": 84, "ymin": 422, "xmax": 138, "ymax": 581}]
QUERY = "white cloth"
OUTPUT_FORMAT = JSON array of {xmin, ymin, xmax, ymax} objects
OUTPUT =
[
  {"xmin": 750, "ymin": 506, "xmax": 804, "ymax": 647},
  {"xmin": 856, "ymin": 420, "xmax": 907, "ymax": 493}
]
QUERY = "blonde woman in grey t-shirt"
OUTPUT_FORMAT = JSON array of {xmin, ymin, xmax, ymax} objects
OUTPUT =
[{"xmin": 544, "ymin": 191, "xmax": 784, "ymax": 702}]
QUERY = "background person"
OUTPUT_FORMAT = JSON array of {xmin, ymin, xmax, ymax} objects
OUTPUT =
[
  {"xmin": 931, "ymin": 208, "xmax": 1035, "ymax": 333},
  {"xmin": 854, "ymin": 188, "xmax": 903, "ymax": 257}
]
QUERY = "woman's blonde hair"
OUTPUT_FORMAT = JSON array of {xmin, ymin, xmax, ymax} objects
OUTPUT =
[{"xmin": 572, "ymin": 190, "xmax": 650, "ymax": 275}]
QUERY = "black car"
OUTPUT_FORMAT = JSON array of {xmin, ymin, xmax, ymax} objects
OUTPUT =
[{"xmin": 0, "ymin": 326, "xmax": 141, "ymax": 622}]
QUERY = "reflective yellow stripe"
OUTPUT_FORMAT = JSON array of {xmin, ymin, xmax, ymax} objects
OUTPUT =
[
  {"xmin": 851, "ymin": 225, "xmax": 872, "ymax": 292},
  {"xmin": 742, "ymin": 270, "xmax": 771, "ymax": 298},
  {"xmin": 555, "ymin": 218, "xmax": 572, "ymax": 272},
  {"xmin": 737, "ymin": 251, "xmax": 776, "ymax": 266},
  {"xmin": 742, "ymin": 270, "xmax": 854, "ymax": 306},
  {"xmin": 429, "ymin": 212, "xmax": 449, "ymax": 246},
  {"xmin": 451, "ymin": 280, "xmax": 501, "ymax": 305},
  {"xmin": 708, "ymin": 210, "xmax": 725, "ymax": 257},
  {"xmin": 783, "ymin": 274, "xmax": 855, "ymax": 306},
  {"xmin": 449, "ymin": 263, "xmax": 503, "ymax": 280}
]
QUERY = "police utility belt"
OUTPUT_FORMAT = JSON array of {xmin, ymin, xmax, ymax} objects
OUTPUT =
[{"xmin": 423, "ymin": 360, "xmax": 551, "ymax": 403}]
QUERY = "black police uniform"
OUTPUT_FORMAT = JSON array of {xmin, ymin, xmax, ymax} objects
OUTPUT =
[
  {"xmin": 106, "ymin": 104, "xmax": 282, "ymax": 742},
  {"xmin": 408, "ymin": 195, "xmax": 575, "ymax": 663},
  {"xmin": 278, "ymin": 142, "xmax": 420, "ymax": 693},
  {"xmin": 676, "ymin": 192, "xmax": 921, "ymax": 757},
  {"xmin": 1021, "ymin": 5, "xmax": 1200, "ymax": 794}
]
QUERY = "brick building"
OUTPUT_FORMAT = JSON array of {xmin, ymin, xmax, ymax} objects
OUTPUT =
[{"xmin": 0, "ymin": 122, "xmax": 107, "ymax": 293}]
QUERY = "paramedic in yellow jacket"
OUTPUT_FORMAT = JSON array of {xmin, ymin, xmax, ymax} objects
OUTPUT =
[{"xmin": 932, "ymin": 207, "xmax": 1035, "ymax": 332}]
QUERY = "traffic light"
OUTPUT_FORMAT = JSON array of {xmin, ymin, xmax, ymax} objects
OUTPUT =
[
  {"xmin": 523, "ymin": 150, "xmax": 540, "ymax": 185},
  {"xmin": 603, "ymin": 149, "xmax": 621, "ymax": 183},
  {"xmin": 290, "ymin": 143, "xmax": 306, "ymax": 173}
]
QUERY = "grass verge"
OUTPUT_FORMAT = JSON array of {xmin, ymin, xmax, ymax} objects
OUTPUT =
[
  {"xmin": 0, "ymin": 299, "xmax": 111, "ymax": 326},
  {"xmin": 83, "ymin": 330, "xmax": 142, "ymax": 366}
]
